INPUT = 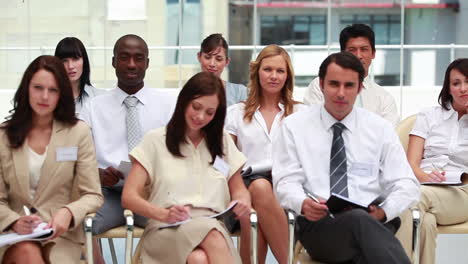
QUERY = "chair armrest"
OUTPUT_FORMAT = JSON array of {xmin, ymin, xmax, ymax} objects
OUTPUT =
[
  {"xmin": 84, "ymin": 213, "xmax": 95, "ymax": 233},
  {"xmin": 124, "ymin": 209, "xmax": 134, "ymax": 218},
  {"xmin": 249, "ymin": 209, "xmax": 258, "ymax": 264},
  {"xmin": 124, "ymin": 209, "xmax": 135, "ymax": 231},
  {"xmin": 287, "ymin": 210, "xmax": 296, "ymax": 264},
  {"xmin": 123, "ymin": 209, "xmax": 135, "ymax": 264},
  {"xmin": 411, "ymin": 208, "xmax": 421, "ymax": 264},
  {"xmin": 84, "ymin": 213, "xmax": 95, "ymax": 264}
]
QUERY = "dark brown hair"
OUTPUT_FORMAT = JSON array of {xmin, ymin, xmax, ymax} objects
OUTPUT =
[
  {"xmin": 438, "ymin": 58, "xmax": 468, "ymax": 110},
  {"xmin": 200, "ymin": 33, "xmax": 229, "ymax": 58},
  {"xmin": 166, "ymin": 72, "xmax": 226, "ymax": 163},
  {"xmin": 3, "ymin": 55, "xmax": 77, "ymax": 148},
  {"xmin": 319, "ymin": 52, "xmax": 365, "ymax": 84}
]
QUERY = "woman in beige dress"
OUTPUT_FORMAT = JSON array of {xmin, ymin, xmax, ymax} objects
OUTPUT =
[
  {"xmin": 122, "ymin": 71, "xmax": 251, "ymax": 264},
  {"xmin": 0, "ymin": 55, "xmax": 103, "ymax": 263}
]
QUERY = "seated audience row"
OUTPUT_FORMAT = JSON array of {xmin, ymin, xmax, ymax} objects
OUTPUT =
[{"xmin": 0, "ymin": 25, "xmax": 467, "ymax": 264}]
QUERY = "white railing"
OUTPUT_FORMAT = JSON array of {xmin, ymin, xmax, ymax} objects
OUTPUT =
[
  {"xmin": 0, "ymin": 43, "xmax": 466, "ymax": 116},
  {"xmin": 2, "ymin": 43, "xmax": 467, "ymax": 60}
]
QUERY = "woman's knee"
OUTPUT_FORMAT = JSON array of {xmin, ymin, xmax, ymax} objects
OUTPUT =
[
  {"xmin": 248, "ymin": 179, "xmax": 275, "ymax": 205},
  {"xmin": 201, "ymin": 229, "xmax": 229, "ymax": 249},
  {"xmin": 187, "ymin": 249, "xmax": 208, "ymax": 264},
  {"xmin": 421, "ymin": 212, "xmax": 437, "ymax": 231},
  {"xmin": 3, "ymin": 242, "xmax": 44, "ymax": 264}
]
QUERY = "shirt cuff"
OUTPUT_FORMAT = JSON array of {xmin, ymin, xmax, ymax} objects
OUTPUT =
[
  {"xmin": 1, "ymin": 213, "xmax": 21, "ymax": 232},
  {"xmin": 409, "ymin": 129, "xmax": 427, "ymax": 139},
  {"xmin": 381, "ymin": 201, "xmax": 399, "ymax": 223},
  {"xmin": 290, "ymin": 193, "xmax": 308, "ymax": 216}
]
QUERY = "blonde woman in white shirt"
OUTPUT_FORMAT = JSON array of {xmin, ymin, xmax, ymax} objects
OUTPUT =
[
  {"xmin": 407, "ymin": 58, "xmax": 468, "ymax": 264},
  {"xmin": 226, "ymin": 44, "xmax": 306, "ymax": 264}
]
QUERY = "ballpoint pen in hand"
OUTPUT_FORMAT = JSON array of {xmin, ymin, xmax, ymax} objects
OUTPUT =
[
  {"xmin": 23, "ymin": 205, "xmax": 31, "ymax": 216},
  {"xmin": 306, "ymin": 192, "xmax": 335, "ymax": 219},
  {"xmin": 431, "ymin": 163, "xmax": 446, "ymax": 181},
  {"xmin": 431, "ymin": 163, "xmax": 442, "ymax": 173},
  {"xmin": 22, "ymin": 205, "xmax": 36, "ymax": 225}
]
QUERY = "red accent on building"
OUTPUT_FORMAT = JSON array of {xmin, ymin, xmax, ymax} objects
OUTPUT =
[{"xmin": 231, "ymin": 1, "xmax": 459, "ymax": 10}]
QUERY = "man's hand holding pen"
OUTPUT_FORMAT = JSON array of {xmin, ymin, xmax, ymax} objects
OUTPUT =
[{"xmin": 302, "ymin": 193, "xmax": 335, "ymax": 221}]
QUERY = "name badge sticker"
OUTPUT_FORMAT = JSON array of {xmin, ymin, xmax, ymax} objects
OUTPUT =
[
  {"xmin": 350, "ymin": 162, "xmax": 373, "ymax": 177},
  {"xmin": 213, "ymin": 155, "xmax": 230, "ymax": 177},
  {"xmin": 56, "ymin": 146, "xmax": 78, "ymax": 162}
]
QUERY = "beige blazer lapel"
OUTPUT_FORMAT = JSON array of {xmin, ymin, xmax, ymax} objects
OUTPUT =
[
  {"xmin": 11, "ymin": 142, "xmax": 31, "ymax": 203},
  {"xmin": 35, "ymin": 120, "xmax": 65, "ymax": 202}
]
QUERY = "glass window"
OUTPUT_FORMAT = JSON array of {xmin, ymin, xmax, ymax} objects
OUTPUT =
[
  {"xmin": 165, "ymin": 0, "xmax": 201, "ymax": 66},
  {"xmin": 340, "ymin": 14, "xmax": 401, "ymax": 45},
  {"xmin": 107, "ymin": 0, "xmax": 146, "ymax": 20},
  {"xmin": 260, "ymin": 15, "xmax": 326, "ymax": 45},
  {"xmin": 1, "ymin": 0, "xmax": 467, "ymax": 121}
]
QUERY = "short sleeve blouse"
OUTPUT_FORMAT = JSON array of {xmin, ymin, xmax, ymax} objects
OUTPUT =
[{"xmin": 130, "ymin": 127, "xmax": 247, "ymax": 214}]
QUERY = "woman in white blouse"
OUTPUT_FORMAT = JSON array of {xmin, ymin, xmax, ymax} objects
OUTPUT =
[
  {"xmin": 198, "ymin": 33, "xmax": 248, "ymax": 106},
  {"xmin": 55, "ymin": 37, "xmax": 104, "ymax": 113},
  {"xmin": 407, "ymin": 58, "xmax": 468, "ymax": 264},
  {"xmin": 122, "ymin": 72, "xmax": 251, "ymax": 264},
  {"xmin": 225, "ymin": 44, "xmax": 307, "ymax": 264}
]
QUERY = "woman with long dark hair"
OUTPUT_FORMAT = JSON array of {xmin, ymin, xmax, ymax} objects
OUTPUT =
[
  {"xmin": 407, "ymin": 58, "xmax": 468, "ymax": 264},
  {"xmin": 55, "ymin": 37, "xmax": 104, "ymax": 113},
  {"xmin": 122, "ymin": 72, "xmax": 251, "ymax": 263},
  {"xmin": 0, "ymin": 55, "xmax": 103, "ymax": 263}
]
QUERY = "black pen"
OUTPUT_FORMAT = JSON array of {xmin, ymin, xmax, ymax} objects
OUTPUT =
[{"xmin": 306, "ymin": 192, "xmax": 335, "ymax": 219}]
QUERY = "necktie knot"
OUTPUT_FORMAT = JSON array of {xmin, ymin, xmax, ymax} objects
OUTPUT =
[
  {"xmin": 333, "ymin": 122, "xmax": 345, "ymax": 134},
  {"xmin": 124, "ymin": 96, "xmax": 139, "ymax": 108}
]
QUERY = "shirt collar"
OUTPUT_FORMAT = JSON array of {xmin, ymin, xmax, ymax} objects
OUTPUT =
[
  {"xmin": 320, "ymin": 105, "xmax": 356, "ymax": 133},
  {"xmin": 255, "ymin": 102, "xmax": 285, "ymax": 113},
  {"xmin": 362, "ymin": 76, "xmax": 371, "ymax": 90},
  {"xmin": 75, "ymin": 85, "xmax": 91, "ymax": 105},
  {"xmin": 115, "ymin": 85, "xmax": 148, "ymax": 106},
  {"xmin": 443, "ymin": 103, "xmax": 458, "ymax": 120},
  {"xmin": 82, "ymin": 84, "xmax": 92, "ymax": 97}
]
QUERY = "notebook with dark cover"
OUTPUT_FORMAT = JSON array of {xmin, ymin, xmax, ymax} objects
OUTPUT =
[{"xmin": 326, "ymin": 193, "xmax": 385, "ymax": 214}]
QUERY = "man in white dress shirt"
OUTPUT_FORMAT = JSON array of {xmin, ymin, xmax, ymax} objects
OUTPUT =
[
  {"xmin": 303, "ymin": 24, "xmax": 400, "ymax": 127},
  {"xmin": 80, "ymin": 35, "xmax": 175, "ymax": 234},
  {"xmin": 273, "ymin": 52, "xmax": 419, "ymax": 263}
]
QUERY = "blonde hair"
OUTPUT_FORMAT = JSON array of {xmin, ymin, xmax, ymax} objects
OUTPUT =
[{"xmin": 243, "ymin": 44, "xmax": 299, "ymax": 122}]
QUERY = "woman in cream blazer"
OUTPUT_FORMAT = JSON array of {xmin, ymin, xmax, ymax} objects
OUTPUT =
[{"xmin": 0, "ymin": 55, "xmax": 103, "ymax": 264}]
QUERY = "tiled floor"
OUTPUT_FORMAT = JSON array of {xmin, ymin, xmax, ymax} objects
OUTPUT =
[{"xmin": 102, "ymin": 235, "xmax": 468, "ymax": 263}]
